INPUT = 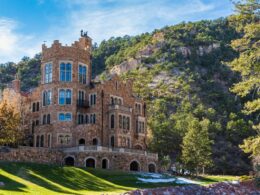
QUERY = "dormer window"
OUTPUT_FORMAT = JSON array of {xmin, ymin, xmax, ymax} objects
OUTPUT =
[
  {"xmin": 78, "ymin": 64, "xmax": 87, "ymax": 84},
  {"xmin": 60, "ymin": 62, "xmax": 72, "ymax": 82},
  {"xmin": 44, "ymin": 63, "xmax": 52, "ymax": 83}
]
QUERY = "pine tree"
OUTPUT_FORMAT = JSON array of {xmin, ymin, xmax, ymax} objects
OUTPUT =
[
  {"xmin": 228, "ymin": 0, "xmax": 260, "ymax": 158},
  {"xmin": 181, "ymin": 118, "xmax": 213, "ymax": 175}
]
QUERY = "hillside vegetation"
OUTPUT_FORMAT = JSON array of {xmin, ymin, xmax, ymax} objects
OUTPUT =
[{"xmin": 0, "ymin": 0, "xmax": 259, "ymax": 175}]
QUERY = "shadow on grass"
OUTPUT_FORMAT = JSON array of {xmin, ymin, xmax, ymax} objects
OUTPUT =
[
  {"xmin": 0, "ymin": 162, "xmax": 131, "ymax": 193},
  {"xmin": 0, "ymin": 173, "xmax": 26, "ymax": 192}
]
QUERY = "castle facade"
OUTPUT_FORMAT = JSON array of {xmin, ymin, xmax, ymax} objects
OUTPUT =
[{"xmin": 0, "ymin": 34, "xmax": 158, "ymax": 172}]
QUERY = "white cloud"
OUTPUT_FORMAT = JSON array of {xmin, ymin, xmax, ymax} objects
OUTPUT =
[
  {"xmin": 52, "ymin": 0, "xmax": 216, "ymax": 45},
  {"xmin": 0, "ymin": 18, "xmax": 40, "ymax": 63}
]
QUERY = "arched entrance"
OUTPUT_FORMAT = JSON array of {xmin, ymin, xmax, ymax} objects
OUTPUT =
[
  {"xmin": 64, "ymin": 156, "xmax": 74, "ymax": 166},
  {"xmin": 102, "ymin": 159, "xmax": 108, "ymax": 169},
  {"xmin": 148, "ymin": 164, "xmax": 156, "ymax": 173},
  {"xmin": 79, "ymin": 138, "xmax": 85, "ymax": 145},
  {"xmin": 130, "ymin": 161, "xmax": 140, "ymax": 172},
  {"xmin": 86, "ymin": 158, "xmax": 95, "ymax": 168}
]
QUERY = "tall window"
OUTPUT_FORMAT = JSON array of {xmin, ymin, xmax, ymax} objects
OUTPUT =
[
  {"xmin": 47, "ymin": 114, "xmax": 51, "ymax": 124},
  {"xmin": 89, "ymin": 94, "xmax": 96, "ymax": 106},
  {"xmin": 90, "ymin": 113, "xmax": 96, "ymax": 124},
  {"xmin": 110, "ymin": 114, "xmax": 115, "ymax": 129},
  {"xmin": 44, "ymin": 63, "xmax": 52, "ymax": 83},
  {"xmin": 78, "ymin": 90, "xmax": 85, "ymax": 105},
  {"xmin": 78, "ymin": 64, "xmax": 87, "ymax": 84},
  {"xmin": 59, "ymin": 89, "xmax": 72, "ymax": 105},
  {"xmin": 119, "ymin": 114, "xmax": 130, "ymax": 131},
  {"xmin": 43, "ymin": 90, "xmax": 51, "ymax": 106},
  {"xmin": 60, "ymin": 62, "xmax": 72, "ymax": 82}
]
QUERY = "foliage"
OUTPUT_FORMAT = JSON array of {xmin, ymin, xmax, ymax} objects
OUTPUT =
[
  {"xmin": 0, "ymin": 101, "xmax": 23, "ymax": 145},
  {"xmin": 228, "ymin": 0, "xmax": 260, "ymax": 159},
  {"xmin": 181, "ymin": 118, "xmax": 213, "ymax": 174}
]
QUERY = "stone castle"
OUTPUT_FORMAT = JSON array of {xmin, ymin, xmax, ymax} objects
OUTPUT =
[{"xmin": 0, "ymin": 32, "xmax": 158, "ymax": 172}]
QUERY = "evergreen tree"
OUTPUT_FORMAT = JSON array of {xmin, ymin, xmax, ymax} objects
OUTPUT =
[
  {"xmin": 228, "ymin": 0, "xmax": 260, "ymax": 158},
  {"xmin": 181, "ymin": 118, "xmax": 213, "ymax": 175}
]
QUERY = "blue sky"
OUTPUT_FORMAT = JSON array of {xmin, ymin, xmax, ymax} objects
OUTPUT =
[{"xmin": 0, "ymin": 0, "xmax": 234, "ymax": 63}]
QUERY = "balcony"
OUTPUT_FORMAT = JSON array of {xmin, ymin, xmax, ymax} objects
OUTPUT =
[
  {"xmin": 108, "ymin": 104, "xmax": 132, "ymax": 113},
  {"xmin": 77, "ymin": 100, "xmax": 89, "ymax": 108}
]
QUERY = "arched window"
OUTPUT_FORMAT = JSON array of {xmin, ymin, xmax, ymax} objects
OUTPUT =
[
  {"xmin": 118, "ymin": 99, "xmax": 122, "ymax": 105},
  {"xmin": 60, "ymin": 63, "xmax": 72, "ymax": 82},
  {"xmin": 110, "ymin": 114, "xmax": 115, "ymax": 129},
  {"xmin": 47, "ymin": 134, "xmax": 51, "ymax": 147},
  {"xmin": 111, "ymin": 97, "xmax": 114, "ymax": 105},
  {"xmin": 79, "ymin": 138, "xmax": 85, "ymax": 145},
  {"xmin": 44, "ymin": 63, "xmax": 52, "ymax": 83},
  {"xmin": 59, "ymin": 89, "xmax": 65, "ymax": 105},
  {"xmin": 47, "ymin": 114, "xmax": 51, "ymax": 124},
  {"xmin": 66, "ymin": 89, "xmax": 72, "ymax": 104}
]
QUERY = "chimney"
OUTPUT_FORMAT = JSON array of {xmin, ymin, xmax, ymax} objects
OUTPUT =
[{"xmin": 12, "ymin": 74, "xmax": 21, "ymax": 93}]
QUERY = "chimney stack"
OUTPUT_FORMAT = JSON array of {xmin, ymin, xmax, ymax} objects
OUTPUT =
[{"xmin": 12, "ymin": 74, "xmax": 21, "ymax": 93}]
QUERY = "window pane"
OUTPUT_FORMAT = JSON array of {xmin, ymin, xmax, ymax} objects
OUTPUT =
[
  {"xmin": 60, "ymin": 63, "xmax": 65, "ymax": 81},
  {"xmin": 59, "ymin": 113, "xmax": 65, "ymax": 121},
  {"xmin": 66, "ymin": 89, "xmax": 71, "ymax": 104},
  {"xmin": 65, "ymin": 113, "xmax": 71, "ymax": 121},
  {"xmin": 59, "ymin": 90, "xmax": 65, "ymax": 105}
]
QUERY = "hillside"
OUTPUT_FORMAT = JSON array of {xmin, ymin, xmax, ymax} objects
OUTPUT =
[
  {"xmin": 0, "ymin": 162, "xmax": 239, "ymax": 195},
  {"xmin": 0, "ymin": 12, "xmax": 258, "ymax": 174}
]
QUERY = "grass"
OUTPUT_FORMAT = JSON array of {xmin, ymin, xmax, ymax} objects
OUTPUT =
[{"xmin": 0, "ymin": 162, "xmax": 238, "ymax": 195}]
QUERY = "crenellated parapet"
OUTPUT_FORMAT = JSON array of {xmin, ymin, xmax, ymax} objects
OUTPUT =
[{"xmin": 41, "ymin": 37, "xmax": 92, "ymax": 63}]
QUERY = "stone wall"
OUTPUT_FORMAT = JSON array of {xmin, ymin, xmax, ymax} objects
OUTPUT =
[{"xmin": 0, "ymin": 147, "xmax": 158, "ymax": 172}]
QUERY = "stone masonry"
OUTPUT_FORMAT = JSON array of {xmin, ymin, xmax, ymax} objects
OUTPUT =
[{"xmin": 0, "ymin": 32, "xmax": 158, "ymax": 172}]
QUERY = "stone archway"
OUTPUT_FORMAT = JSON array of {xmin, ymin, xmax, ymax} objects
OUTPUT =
[
  {"xmin": 148, "ymin": 163, "xmax": 156, "ymax": 173},
  {"xmin": 64, "ymin": 156, "xmax": 74, "ymax": 166},
  {"xmin": 86, "ymin": 158, "xmax": 96, "ymax": 168},
  {"xmin": 130, "ymin": 161, "xmax": 140, "ymax": 172},
  {"xmin": 102, "ymin": 158, "xmax": 109, "ymax": 169}
]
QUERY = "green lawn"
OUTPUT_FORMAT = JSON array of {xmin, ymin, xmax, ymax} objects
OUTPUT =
[{"xmin": 0, "ymin": 162, "xmax": 238, "ymax": 195}]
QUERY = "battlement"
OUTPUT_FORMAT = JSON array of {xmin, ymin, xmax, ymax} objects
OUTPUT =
[{"xmin": 41, "ymin": 36, "xmax": 92, "ymax": 62}]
